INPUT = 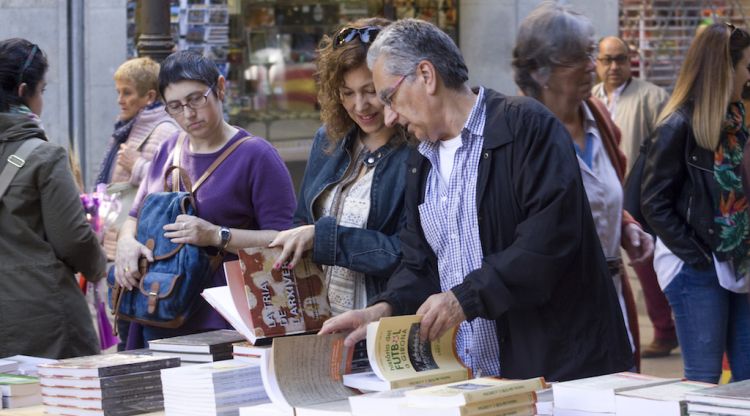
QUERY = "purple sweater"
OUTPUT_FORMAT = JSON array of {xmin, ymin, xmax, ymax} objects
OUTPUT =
[{"xmin": 127, "ymin": 128, "xmax": 295, "ymax": 343}]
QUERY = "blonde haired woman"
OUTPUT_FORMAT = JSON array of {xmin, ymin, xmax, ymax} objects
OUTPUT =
[
  {"xmin": 97, "ymin": 57, "xmax": 180, "ymax": 260},
  {"xmin": 641, "ymin": 23, "xmax": 750, "ymax": 383}
]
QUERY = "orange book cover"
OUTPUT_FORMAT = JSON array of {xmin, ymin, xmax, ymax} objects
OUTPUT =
[{"xmin": 231, "ymin": 247, "xmax": 330, "ymax": 343}]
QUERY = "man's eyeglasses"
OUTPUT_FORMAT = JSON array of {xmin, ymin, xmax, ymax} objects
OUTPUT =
[
  {"xmin": 597, "ymin": 54, "xmax": 629, "ymax": 66},
  {"xmin": 379, "ymin": 74, "xmax": 407, "ymax": 108},
  {"xmin": 165, "ymin": 86, "xmax": 213, "ymax": 116},
  {"xmin": 334, "ymin": 26, "xmax": 381, "ymax": 49}
]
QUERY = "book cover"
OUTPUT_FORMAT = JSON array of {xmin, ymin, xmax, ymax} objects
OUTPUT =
[
  {"xmin": 685, "ymin": 379, "xmax": 750, "ymax": 409},
  {"xmin": 552, "ymin": 372, "xmax": 680, "ymax": 413},
  {"xmin": 404, "ymin": 376, "xmax": 545, "ymax": 407},
  {"xmin": 352, "ymin": 315, "xmax": 470, "ymax": 391},
  {"xmin": 147, "ymin": 329, "xmax": 245, "ymax": 354},
  {"xmin": 615, "ymin": 380, "xmax": 715, "ymax": 416},
  {"xmin": 0, "ymin": 373, "xmax": 40, "ymax": 396},
  {"xmin": 236, "ymin": 248, "xmax": 330, "ymax": 341},
  {"xmin": 37, "ymin": 353, "xmax": 180, "ymax": 378}
]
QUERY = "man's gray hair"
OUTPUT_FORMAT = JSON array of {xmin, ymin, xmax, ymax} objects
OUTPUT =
[
  {"xmin": 512, "ymin": 1, "xmax": 595, "ymax": 99},
  {"xmin": 367, "ymin": 18, "xmax": 468, "ymax": 90}
]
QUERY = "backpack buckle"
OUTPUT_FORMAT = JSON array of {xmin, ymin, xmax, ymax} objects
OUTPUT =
[{"xmin": 7, "ymin": 154, "xmax": 25, "ymax": 168}]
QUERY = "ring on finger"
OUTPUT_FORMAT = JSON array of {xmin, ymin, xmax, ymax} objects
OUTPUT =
[{"xmin": 124, "ymin": 266, "xmax": 130, "ymax": 273}]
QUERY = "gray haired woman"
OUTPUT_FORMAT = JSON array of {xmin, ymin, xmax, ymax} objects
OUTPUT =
[{"xmin": 512, "ymin": 1, "xmax": 652, "ymax": 369}]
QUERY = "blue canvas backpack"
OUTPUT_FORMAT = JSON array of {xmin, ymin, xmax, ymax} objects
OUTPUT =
[{"xmin": 108, "ymin": 133, "xmax": 247, "ymax": 328}]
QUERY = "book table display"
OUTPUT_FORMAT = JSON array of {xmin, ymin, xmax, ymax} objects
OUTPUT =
[{"xmin": 0, "ymin": 407, "xmax": 162, "ymax": 416}]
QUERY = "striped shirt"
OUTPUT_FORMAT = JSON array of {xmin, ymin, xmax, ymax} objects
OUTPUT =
[{"xmin": 417, "ymin": 87, "xmax": 501, "ymax": 376}]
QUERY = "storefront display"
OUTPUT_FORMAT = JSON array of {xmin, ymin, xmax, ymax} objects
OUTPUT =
[{"xmin": 128, "ymin": 0, "xmax": 459, "ymax": 162}]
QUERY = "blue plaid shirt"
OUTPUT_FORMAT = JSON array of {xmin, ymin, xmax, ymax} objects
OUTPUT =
[{"xmin": 417, "ymin": 87, "xmax": 501, "ymax": 376}]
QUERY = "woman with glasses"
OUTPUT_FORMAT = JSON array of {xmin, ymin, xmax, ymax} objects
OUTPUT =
[
  {"xmin": 641, "ymin": 23, "xmax": 750, "ymax": 383},
  {"xmin": 114, "ymin": 50, "xmax": 296, "ymax": 347},
  {"xmin": 512, "ymin": 2, "xmax": 654, "ymax": 370},
  {"xmin": 269, "ymin": 17, "xmax": 412, "ymax": 315},
  {"xmin": 0, "ymin": 38, "xmax": 107, "ymax": 358}
]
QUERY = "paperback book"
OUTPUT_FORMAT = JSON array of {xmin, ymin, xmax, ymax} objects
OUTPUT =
[
  {"xmin": 343, "ymin": 315, "xmax": 470, "ymax": 392},
  {"xmin": 148, "ymin": 329, "xmax": 246, "ymax": 354},
  {"xmin": 615, "ymin": 380, "xmax": 715, "ymax": 416},
  {"xmin": 202, "ymin": 249, "xmax": 330, "ymax": 345}
]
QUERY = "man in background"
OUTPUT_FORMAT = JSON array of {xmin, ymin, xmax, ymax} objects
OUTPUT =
[{"xmin": 593, "ymin": 36, "xmax": 677, "ymax": 358}]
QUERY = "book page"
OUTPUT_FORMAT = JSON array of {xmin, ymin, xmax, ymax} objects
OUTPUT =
[
  {"xmin": 271, "ymin": 333, "xmax": 354, "ymax": 408},
  {"xmin": 202, "ymin": 286, "xmax": 257, "ymax": 343},
  {"xmin": 370, "ymin": 315, "xmax": 470, "ymax": 385}
]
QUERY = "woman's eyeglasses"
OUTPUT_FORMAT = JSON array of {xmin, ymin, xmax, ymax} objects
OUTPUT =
[
  {"xmin": 165, "ymin": 86, "xmax": 213, "ymax": 116},
  {"xmin": 334, "ymin": 26, "xmax": 381, "ymax": 49}
]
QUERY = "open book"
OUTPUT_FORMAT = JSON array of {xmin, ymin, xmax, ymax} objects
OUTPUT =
[
  {"xmin": 344, "ymin": 315, "xmax": 470, "ymax": 391},
  {"xmin": 202, "ymin": 247, "xmax": 331, "ymax": 345},
  {"xmin": 255, "ymin": 333, "xmax": 355, "ymax": 415}
]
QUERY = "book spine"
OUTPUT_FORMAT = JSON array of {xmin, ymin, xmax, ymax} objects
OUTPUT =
[
  {"xmin": 462, "ymin": 380, "xmax": 544, "ymax": 403},
  {"xmin": 391, "ymin": 369, "xmax": 470, "ymax": 389},
  {"xmin": 461, "ymin": 393, "xmax": 536, "ymax": 416},
  {"xmin": 98, "ymin": 358, "xmax": 180, "ymax": 377}
]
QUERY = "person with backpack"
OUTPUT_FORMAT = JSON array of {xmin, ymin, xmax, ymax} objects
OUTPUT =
[
  {"xmin": 0, "ymin": 38, "xmax": 107, "ymax": 358},
  {"xmin": 113, "ymin": 51, "xmax": 296, "ymax": 347}
]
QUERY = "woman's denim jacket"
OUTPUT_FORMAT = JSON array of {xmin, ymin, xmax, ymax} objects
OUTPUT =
[{"xmin": 295, "ymin": 126, "xmax": 410, "ymax": 300}]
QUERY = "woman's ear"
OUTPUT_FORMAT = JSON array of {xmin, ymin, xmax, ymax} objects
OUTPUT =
[
  {"xmin": 145, "ymin": 89, "xmax": 158, "ymax": 105},
  {"xmin": 16, "ymin": 82, "xmax": 28, "ymax": 98},
  {"xmin": 216, "ymin": 76, "xmax": 226, "ymax": 101}
]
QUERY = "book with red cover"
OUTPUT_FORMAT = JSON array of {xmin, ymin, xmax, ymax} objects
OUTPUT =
[{"xmin": 204, "ymin": 247, "xmax": 330, "ymax": 345}]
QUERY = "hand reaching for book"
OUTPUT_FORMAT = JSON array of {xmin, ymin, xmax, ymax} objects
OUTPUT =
[
  {"xmin": 416, "ymin": 291, "xmax": 466, "ymax": 342},
  {"xmin": 319, "ymin": 302, "xmax": 393, "ymax": 347},
  {"xmin": 268, "ymin": 224, "xmax": 315, "ymax": 269}
]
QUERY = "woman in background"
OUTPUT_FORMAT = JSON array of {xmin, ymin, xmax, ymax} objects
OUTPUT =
[
  {"xmin": 642, "ymin": 23, "xmax": 750, "ymax": 383},
  {"xmin": 0, "ymin": 38, "xmax": 107, "ymax": 358},
  {"xmin": 512, "ymin": 2, "xmax": 654, "ymax": 370},
  {"xmin": 97, "ymin": 57, "xmax": 180, "ymax": 261},
  {"xmin": 270, "ymin": 17, "xmax": 412, "ymax": 315}
]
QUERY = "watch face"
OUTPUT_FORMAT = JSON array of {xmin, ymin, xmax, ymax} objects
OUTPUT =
[{"xmin": 220, "ymin": 227, "xmax": 231, "ymax": 243}]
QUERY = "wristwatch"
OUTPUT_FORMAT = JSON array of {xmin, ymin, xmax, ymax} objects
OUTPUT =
[{"xmin": 218, "ymin": 226, "xmax": 232, "ymax": 251}]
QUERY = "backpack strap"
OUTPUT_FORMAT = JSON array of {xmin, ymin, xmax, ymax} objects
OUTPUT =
[
  {"xmin": 168, "ymin": 133, "xmax": 250, "ymax": 193},
  {"xmin": 0, "ymin": 138, "xmax": 44, "ymax": 200}
]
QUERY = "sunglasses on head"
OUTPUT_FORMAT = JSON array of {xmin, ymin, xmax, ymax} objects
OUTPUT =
[{"xmin": 334, "ymin": 26, "xmax": 381, "ymax": 49}]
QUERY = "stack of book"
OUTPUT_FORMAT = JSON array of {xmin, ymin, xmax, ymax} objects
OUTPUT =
[
  {"xmin": 0, "ymin": 359, "xmax": 19, "ymax": 374},
  {"xmin": 1, "ymin": 355, "xmax": 57, "ymax": 376},
  {"xmin": 161, "ymin": 359, "xmax": 269, "ymax": 415},
  {"xmin": 0, "ymin": 373, "xmax": 41, "ymax": 409},
  {"xmin": 232, "ymin": 342, "xmax": 270, "ymax": 363},
  {"xmin": 615, "ymin": 380, "xmax": 715, "ymax": 416},
  {"xmin": 552, "ymin": 372, "xmax": 680, "ymax": 414},
  {"xmin": 38, "ymin": 352, "xmax": 180, "ymax": 416},
  {"xmin": 148, "ymin": 329, "xmax": 246, "ymax": 365},
  {"xmin": 684, "ymin": 379, "xmax": 750, "ymax": 415},
  {"xmin": 398, "ymin": 376, "xmax": 546, "ymax": 416}
]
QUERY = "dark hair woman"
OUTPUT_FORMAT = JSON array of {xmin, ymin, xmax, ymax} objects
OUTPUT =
[
  {"xmin": 0, "ymin": 38, "xmax": 107, "ymax": 358},
  {"xmin": 114, "ymin": 50, "xmax": 296, "ymax": 348}
]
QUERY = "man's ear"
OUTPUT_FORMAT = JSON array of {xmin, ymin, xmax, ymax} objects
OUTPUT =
[{"xmin": 418, "ymin": 60, "xmax": 438, "ymax": 95}]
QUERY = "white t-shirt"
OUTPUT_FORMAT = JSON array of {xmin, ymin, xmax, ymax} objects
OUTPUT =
[
  {"xmin": 653, "ymin": 238, "xmax": 749, "ymax": 293},
  {"xmin": 438, "ymin": 134, "xmax": 463, "ymax": 185}
]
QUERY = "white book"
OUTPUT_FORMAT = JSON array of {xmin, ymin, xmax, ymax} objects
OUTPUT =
[
  {"xmin": 0, "ymin": 359, "xmax": 19, "ymax": 374},
  {"xmin": 685, "ymin": 379, "xmax": 750, "ymax": 409},
  {"xmin": 552, "ymin": 372, "xmax": 679, "ymax": 413},
  {"xmin": 239, "ymin": 402, "xmax": 294, "ymax": 416},
  {"xmin": 687, "ymin": 402, "xmax": 750, "ymax": 415},
  {"xmin": 615, "ymin": 380, "xmax": 715, "ymax": 416},
  {"xmin": 348, "ymin": 387, "xmax": 412, "ymax": 416},
  {"xmin": 343, "ymin": 371, "xmax": 390, "ymax": 392},
  {"xmin": 1, "ymin": 355, "xmax": 56, "ymax": 376},
  {"xmin": 404, "ymin": 376, "xmax": 545, "ymax": 407},
  {"xmin": 296, "ymin": 399, "xmax": 352, "ymax": 416}
]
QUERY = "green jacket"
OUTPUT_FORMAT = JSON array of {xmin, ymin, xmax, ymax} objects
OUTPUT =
[{"xmin": 0, "ymin": 111, "xmax": 106, "ymax": 359}]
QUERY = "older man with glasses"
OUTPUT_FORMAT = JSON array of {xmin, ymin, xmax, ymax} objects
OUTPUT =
[
  {"xmin": 592, "ymin": 36, "xmax": 677, "ymax": 359},
  {"xmin": 320, "ymin": 18, "xmax": 633, "ymax": 382}
]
